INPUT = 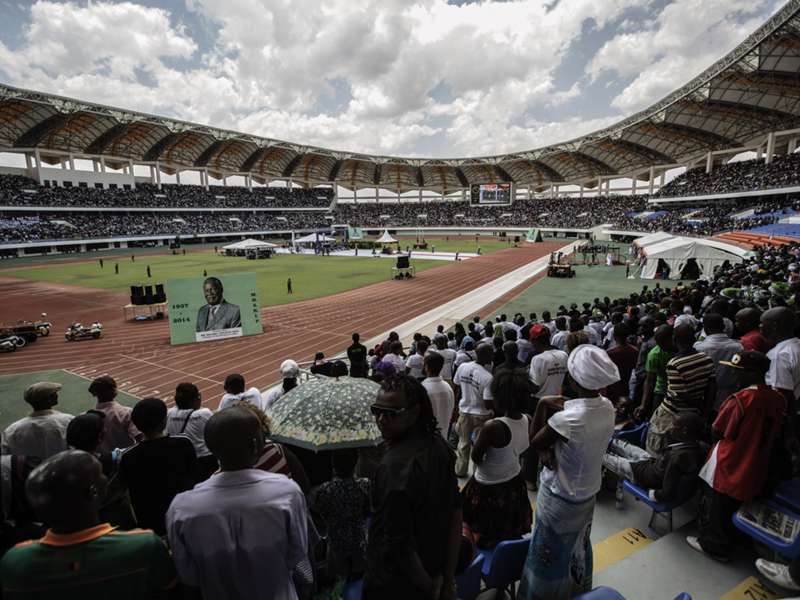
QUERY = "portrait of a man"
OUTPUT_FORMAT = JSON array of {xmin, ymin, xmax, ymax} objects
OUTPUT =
[{"xmin": 196, "ymin": 277, "xmax": 241, "ymax": 332}]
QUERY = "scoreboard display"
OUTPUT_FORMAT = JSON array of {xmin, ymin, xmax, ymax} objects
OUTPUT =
[{"xmin": 470, "ymin": 183, "xmax": 513, "ymax": 205}]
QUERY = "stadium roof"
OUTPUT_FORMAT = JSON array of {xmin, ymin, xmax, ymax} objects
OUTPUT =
[{"xmin": 2, "ymin": 0, "xmax": 800, "ymax": 192}]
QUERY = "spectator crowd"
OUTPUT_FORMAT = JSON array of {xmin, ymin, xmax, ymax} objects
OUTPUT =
[
  {"xmin": 4, "ymin": 234, "xmax": 800, "ymax": 598},
  {"xmin": 3, "ymin": 152, "xmax": 800, "ymax": 244}
]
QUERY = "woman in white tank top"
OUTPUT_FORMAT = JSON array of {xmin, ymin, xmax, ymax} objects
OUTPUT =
[{"xmin": 461, "ymin": 369, "xmax": 533, "ymax": 549}]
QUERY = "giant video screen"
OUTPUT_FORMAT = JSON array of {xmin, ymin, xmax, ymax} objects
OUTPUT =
[{"xmin": 470, "ymin": 183, "xmax": 513, "ymax": 205}]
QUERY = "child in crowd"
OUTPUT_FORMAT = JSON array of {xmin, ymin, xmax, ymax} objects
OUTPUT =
[
  {"xmin": 311, "ymin": 449, "xmax": 371, "ymax": 582},
  {"xmin": 603, "ymin": 412, "xmax": 707, "ymax": 504}
]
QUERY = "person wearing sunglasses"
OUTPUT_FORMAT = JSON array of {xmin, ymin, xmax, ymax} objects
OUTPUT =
[{"xmin": 363, "ymin": 375, "xmax": 462, "ymax": 600}]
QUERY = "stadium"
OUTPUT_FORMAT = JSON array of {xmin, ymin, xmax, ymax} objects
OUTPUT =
[{"xmin": 2, "ymin": 1, "xmax": 800, "ymax": 599}]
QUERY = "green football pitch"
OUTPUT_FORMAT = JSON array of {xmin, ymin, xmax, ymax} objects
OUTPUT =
[
  {"xmin": 0, "ymin": 370, "xmax": 139, "ymax": 430},
  {"xmin": 0, "ymin": 251, "xmax": 444, "ymax": 306}
]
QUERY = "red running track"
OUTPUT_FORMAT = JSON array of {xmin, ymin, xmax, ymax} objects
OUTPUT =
[{"xmin": 0, "ymin": 242, "xmax": 561, "ymax": 407}]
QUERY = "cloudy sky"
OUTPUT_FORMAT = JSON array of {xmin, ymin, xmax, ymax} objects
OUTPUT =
[{"xmin": 0, "ymin": 0, "xmax": 785, "ymax": 158}]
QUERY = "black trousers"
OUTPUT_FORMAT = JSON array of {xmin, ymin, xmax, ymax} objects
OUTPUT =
[{"xmin": 697, "ymin": 482, "xmax": 741, "ymax": 558}]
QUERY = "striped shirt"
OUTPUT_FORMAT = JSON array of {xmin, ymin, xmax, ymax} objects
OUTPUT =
[{"xmin": 664, "ymin": 350, "xmax": 715, "ymax": 412}]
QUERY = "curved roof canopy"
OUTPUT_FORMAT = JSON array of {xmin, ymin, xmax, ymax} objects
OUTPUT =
[{"xmin": 2, "ymin": 0, "xmax": 800, "ymax": 191}]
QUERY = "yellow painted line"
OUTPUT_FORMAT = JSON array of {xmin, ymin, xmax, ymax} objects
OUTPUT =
[
  {"xmin": 720, "ymin": 577, "xmax": 779, "ymax": 600},
  {"xmin": 592, "ymin": 527, "xmax": 652, "ymax": 573}
]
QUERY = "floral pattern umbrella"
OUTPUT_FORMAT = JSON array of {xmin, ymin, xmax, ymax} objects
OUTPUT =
[{"xmin": 269, "ymin": 376, "xmax": 381, "ymax": 451}]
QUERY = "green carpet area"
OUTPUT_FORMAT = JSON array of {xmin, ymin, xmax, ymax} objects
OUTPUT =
[
  {"xmin": 0, "ymin": 252, "xmax": 443, "ymax": 307},
  {"xmin": 392, "ymin": 236, "xmax": 517, "ymax": 254},
  {"xmin": 495, "ymin": 263, "xmax": 659, "ymax": 317},
  {"xmin": 0, "ymin": 370, "xmax": 139, "ymax": 430}
]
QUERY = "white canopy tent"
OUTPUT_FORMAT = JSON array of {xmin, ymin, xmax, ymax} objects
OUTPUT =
[
  {"xmin": 221, "ymin": 238, "xmax": 277, "ymax": 251},
  {"xmin": 632, "ymin": 231, "xmax": 673, "ymax": 249},
  {"xmin": 640, "ymin": 237, "xmax": 748, "ymax": 280},
  {"xmin": 375, "ymin": 230, "xmax": 398, "ymax": 244},
  {"xmin": 294, "ymin": 232, "xmax": 336, "ymax": 244}
]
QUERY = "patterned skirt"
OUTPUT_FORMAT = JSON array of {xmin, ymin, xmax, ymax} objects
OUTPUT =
[
  {"xmin": 461, "ymin": 472, "xmax": 533, "ymax": 549},
  {"xmin": 518, "ymin": 483, "xmax": 596, "ymax": 600}
]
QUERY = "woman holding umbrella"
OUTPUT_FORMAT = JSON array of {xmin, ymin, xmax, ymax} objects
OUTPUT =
[{"xmin": 363, "ymin": 375, "xmax": 462, "ymax": 600}]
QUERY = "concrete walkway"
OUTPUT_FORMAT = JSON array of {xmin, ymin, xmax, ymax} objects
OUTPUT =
[{"xmin": 359, "ymin": 240, "xmax": 581, "ymax": 349}]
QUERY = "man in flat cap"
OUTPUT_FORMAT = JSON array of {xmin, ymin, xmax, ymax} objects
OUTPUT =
[{"xmin": 1, "ymin": 382, "xmax": 73, "ymax": 459}]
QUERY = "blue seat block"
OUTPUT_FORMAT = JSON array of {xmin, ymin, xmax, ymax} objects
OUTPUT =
[
  {"xmin": 574, "ymin": 586, "xmax": 627, "ymax": 599},
  {"xmin": 343, "ymin": 579, "xmax": 363, "ymax": 600},
  {"xmin": 622, "ymin": 479, "xmax": 695, "ymax": 533},
  {"xmin": 455, "ymin": 554, "xmax": 484, "ymax": 600},
  {"xmin": 478, "ymin": 537, "xmax": 530, "ymax": 594},
  {"xmin": 732, "ymin": 499, "xmax": 800, "ymax": 559}
]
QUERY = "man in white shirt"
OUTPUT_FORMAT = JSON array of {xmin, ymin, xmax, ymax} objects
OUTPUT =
[
  {"xmin": 455, "ymin": 337, "xmax": 477, "ymax": 368},
  {"xmin": 167, "ymin": 407, "xmax": 308, "ymax": 600},
  {"xmin": 762, "ymin": 307, "xmax": 800, "ymax": 413},
  {"xmin": 541, "ymin": 311, "xmax": 557, "ymax": 337},
  {"xmin": 263, "ymin": 360, "xmax": 300, "ymax": 411},
  {"xmin": 405, "ymin": 339, "xmax": 427, "ymax": 380},
  {"xmin": 472, "ymin": 316, "xmax": 485, "ymax": 337},
  {"xmin": 422, "ymin": 352, "xmax": 455, "ymax": 439},
  {"xmin": 551, "ymin": 317, "xmax": 569, "ymax": 352},
  {"xmin": 453, "ymin": 343, "xmax": 494, "ymax": 477},
  {"xmin": 381, "ymin": 341, "xmax": 407, "ymax": 375},
  {"xmin": 218, "ymin": 373, "xmax": 266, "ymax": 412},
  {"xmin": 694, "ymin": 313, "xmax": 742, "ymax": 408},
  {"xmin": 432, "ymin": 336, "xmax": 457, "ymax": 382},
  {"xmin": 528, "ymin": 326, "xmax": 568, "ymax": 399},
  {"xmin": 2, "ymin": 382, "xmax": 73, "ymax": 459}
]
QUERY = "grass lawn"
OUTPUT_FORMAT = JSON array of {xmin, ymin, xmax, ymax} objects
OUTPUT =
[
  {"xmin": 393, "ymin": 236, "xmax": 523, "ymax": 254},
  {"xmin": 0, "ymin": 369, "xmax": 139, "ymax": 430},
  {"xmin": 495, "ymin": 263, "xmax": 657, "ymax": 317},
  {"xmin": 0, "ymin": 252, "xmax": 443, "ymax": 306}
]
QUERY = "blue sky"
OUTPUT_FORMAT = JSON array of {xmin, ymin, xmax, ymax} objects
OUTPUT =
[{"xmin": 0, "ymin": 0, "xmax": 785, "ymax": 158}]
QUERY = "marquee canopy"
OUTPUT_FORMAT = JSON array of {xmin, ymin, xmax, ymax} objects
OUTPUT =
[
  {"xmin": 375, "ymin": 230, "xmax": 397, "ymax": 244},
  {"xmin": 640, "ymin": 236, "xmax": 748, "ymax": 279},
  {"xmin": 2, "ymin": 1, "xmax": 800, "ymax": 191},
  {"xmin": 221, "ymin": 238, "xmax": 277, "ymax": 251},
  {"xmin": 294, "ymin": 232, "xmax": 336, "ymax": 243}
]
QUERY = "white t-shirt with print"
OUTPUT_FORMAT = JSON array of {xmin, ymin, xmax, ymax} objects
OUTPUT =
[
  {"xmin": 453, "ymin": 362, "xmax": 493, "ymax": 416},
  {"xmin": 405, "ymin": 353, "xmax": 425, "ymax": 378},
  {"xmin": 529, "ymin": 349, "xmax": 568, "ymax": 397}
]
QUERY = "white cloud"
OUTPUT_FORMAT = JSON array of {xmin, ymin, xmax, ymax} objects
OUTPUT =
[{"xmin": 0, "ymin": 0, "xmax": 782, "ymax": 158}]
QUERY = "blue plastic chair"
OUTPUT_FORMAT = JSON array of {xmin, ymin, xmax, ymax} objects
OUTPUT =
[
  {"xmin": 478, "ymin": 537, "xmax": 530, "ymax": 596},
  {"xmin": 455, "ymin": 554, "xmax": 484, "ymax": 600},
  {"xmin": 732, "ymin": 498, "xmax": 800, "ymax": 559},
  {"xmin": 574, "ymin": 587, "xmax": 626, "ymax": 600},
  {"xmin": 343, "ymin": 579, "xmax": 363, "ymax": 600},
  {"xmin": 574, "ymin": 588, "xmax": 692, "ymax": 600},
  {"xmin": 622, "ymin": 475, "xmax": 696, "ymax": 533},
  {"xmin": 613, "ymin": 422, "xmax": 649, "ymax": 449},
  {"xmin": 772, "ymin": 479, "xmax": 800, "ymax": 513}
]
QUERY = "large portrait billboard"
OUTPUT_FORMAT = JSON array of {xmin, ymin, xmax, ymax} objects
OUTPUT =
[{"xmin": 166, "ymin": 273, "xmax": 263, "ymax": 345}]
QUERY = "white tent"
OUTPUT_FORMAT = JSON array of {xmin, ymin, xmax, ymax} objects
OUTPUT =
[
  {"xmin": 375, "ymin": 230, "xmax": 397, "ymax": 244},
  {"xmin": 632, "ymin": 231, "xmax": 673, "ymax": 249},
  {"xmin": 222, "ymin": 238, "xmax": 277, "ymax": 251},
  {"xmin": 294, "ymin": 232, "xmax": 336, "ymax": 244},
  {"xmin": 640, "ymin": 237, "xmax": 747, "ymax": 280}
]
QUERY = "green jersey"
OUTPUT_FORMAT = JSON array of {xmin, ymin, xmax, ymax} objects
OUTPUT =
[{"xmin": 1, "ymin": 523, "xmax": 175, "ymax": 599}]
